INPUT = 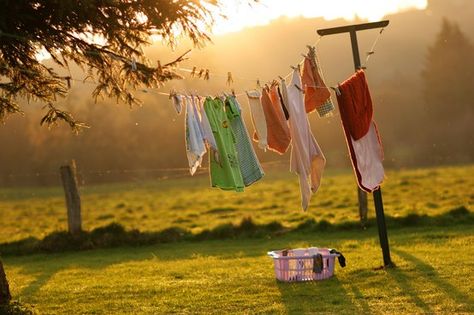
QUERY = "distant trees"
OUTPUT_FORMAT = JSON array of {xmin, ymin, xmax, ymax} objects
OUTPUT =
[
  {"xmin": 0, "ymin": 0, "xmax": 221, "ymax": 130},
  {"xmin": 421, "ymin": 18, "xmax": 474, "ymax": 162}
]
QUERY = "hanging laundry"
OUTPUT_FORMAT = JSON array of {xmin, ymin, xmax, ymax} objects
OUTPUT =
[
  {"xmin": 336, "ymin": 70, "xmax": 384, "ymax": 192},
  {"xmin": 286, "ymin": 69, "xmax": 326, "ymax": 211},
  {"xmin": 185, "ymin": 96, "xmax": 206, "ymax": 175},
  {"xmin": 261, "ymin": 86, "xmax": 291, "ymax": 154},
  {"xmin": 195, "ymin": 95, "xmax": 217, "ymax": 150},
  {"xmin": 273, "ymin": 85, "xmax": 290, "ymax": 120},
  {"xmin": 301, "ymin": 46, "xmax": 334, "ymax": 117},
  {"xmin": 225, "ymin": 96, "xmax": 264, "ymax": 186},
  {"xmin": 246, "ymin": 90, "xmax": 268, "ymax": 151},
  {"xmin": 170, "ymin": 92, "xmax": 184, "ymax": 114},
  {"xmin": 204, "ymin": 97, "xmax": 244, "ymax": 192}
]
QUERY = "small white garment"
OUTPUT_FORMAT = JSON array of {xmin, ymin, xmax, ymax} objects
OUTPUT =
[
  {"xmin": 185, "ymin": 96, "xmax": 206, "ymax": 175},
  {"xmin": 195, "ymin": 96, "xmax": 217, "ymax": 150},
  {"xmin": 246, "ymin": 90, "xmax": 268, "ymax": 150},
  {"xmin": 286, "ymin": 69, "xmax": 326, "ymax": 211},
  {"xmin": 171, "ymin": 93, "xmax": 184, "ymax": 114},
  {"xmin": 350, "ymin": 122, "xmax": 384, "ymax": 191}
]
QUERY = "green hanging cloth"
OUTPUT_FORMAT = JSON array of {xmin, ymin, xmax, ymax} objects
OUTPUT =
[
  {"xmin": 225, "ymin": 96, "xmax": 264, "ymax": 186},
  {"xmin": 204, "ymin": 97, "xmax": 244, "ymax": 192}
]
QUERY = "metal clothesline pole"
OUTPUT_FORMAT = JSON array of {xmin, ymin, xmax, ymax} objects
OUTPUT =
[{"xmin": 317, "ymin": 20, "xmax": 394, "ymax": 268}]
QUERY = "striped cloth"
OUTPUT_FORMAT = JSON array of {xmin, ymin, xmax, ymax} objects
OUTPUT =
[
  {"xmin": 317, "ymin": 97, "xmax": 335, "ymax": 118},
  {"xmin": 225, "ymin": 96, "xmax": 264, "ymax": 186}
]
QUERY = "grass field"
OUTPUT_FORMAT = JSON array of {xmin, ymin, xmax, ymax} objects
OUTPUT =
[
  {"xmin": 0, "ymin": 165, "xmax": 472, "ymax": 243},
  {"xmin": 1, "ymin": 165, "xmax": 473, "ymax": 314},
  {"xmin": 3, "ymin": 226, "xmax": 474, "ymax": 314}
]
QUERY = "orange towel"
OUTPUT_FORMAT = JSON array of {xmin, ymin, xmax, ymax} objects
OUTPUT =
[
  {"xmin": 301, "ymin": 57, "xmax": 331, "ymax": 114},
  {"xmin": 261, "ymin": 87, "xmax": 291, "ymax": 154}
]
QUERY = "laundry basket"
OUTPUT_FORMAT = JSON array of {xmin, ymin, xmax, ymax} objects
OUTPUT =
[{"xmin": 267, "ymin": 247, "xmax": 341, "ymax": 282}]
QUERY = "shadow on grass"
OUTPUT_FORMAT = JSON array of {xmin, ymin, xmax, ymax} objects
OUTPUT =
[
  {"xmin": 390, "ymin": 249, "xmax": 474, "ymax": 312},
  {"xmin": 0, "ymin": 206, "xmax": 472, "ymax": 257},
  {"xmin": 276, "ymin": 277, "xmax": 362, "ymax": 314}
]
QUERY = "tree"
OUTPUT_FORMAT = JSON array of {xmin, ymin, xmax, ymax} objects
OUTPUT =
[
  {"xmin": 0, "ymin": 0, "xmax": 237, "ymax": 308},
  {"xmin": 421, "ymin": 18, "xmax": 474, "ymax": 162},
  {"xmin": 0, "ymin": 0, "xmax": 221, "ymax": 131}
]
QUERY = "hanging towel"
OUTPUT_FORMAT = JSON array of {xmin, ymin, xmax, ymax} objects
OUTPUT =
[
  {"xmin": 336, "ymin": 70, "xmax": 384, "ymax": 192},
  {"xmin": 204, "ymin": 97, "xmax": 244, "ymax": 192},
  {"xmin": 286, "ymin": 69, "xmax": 326, "ymax": 211},
  {"xmin": 261, "ymin": 87, "xmax": 291, "ymax": 154},
  {"xmin": 301, "ymin": 49, "xmax": 334, "ymax": 117},
  {"xmin": 195, "ymin": 95, "xmax": 217, "ymax": 150},
  {"xmin": 225, "ymin": 96, "xmax": 264, "ymax": 186},
  {"xmin": 185, "ymin": 96, "xmax": 206, "ymax": 175},
  {"xmin": 246, "ymin": 90, "xmax": 268, "ymax": 150}
]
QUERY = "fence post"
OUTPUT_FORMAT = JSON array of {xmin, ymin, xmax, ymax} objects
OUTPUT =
[
  {"xmin": 60, "ymin": 160, "xmax": 82, "ymax": 234},
  {"xmin": 0, "ymin": 259, "xmax": 11, "ymax": 306}
]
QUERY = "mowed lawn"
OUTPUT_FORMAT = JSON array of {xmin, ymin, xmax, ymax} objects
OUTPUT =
[
  {"xmin": 0, "ymin": 165, "xmax": 472, "ymax": 243},
  {"xmin": 3, "ymin": 226, "xmax": 474, "ymax": 314},
  {"xmin": 1, "ymin": 165, "xmax": 473, "ymax": 314}
]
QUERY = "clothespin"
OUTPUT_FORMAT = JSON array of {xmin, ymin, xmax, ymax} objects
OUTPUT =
[
  {"xmin": 331, "ymin": 86, "xmax": 342, "ymax": 96},
  {"xmin": 294, "ymin": 84, "xmax": 304, "ymax": 93},
  {"xmin": 131, "ymin": 58, "xmax": 137, "ymax": 71},
  {"xmin": 227, "ymin": 72, "xmax": 233, "ymax": 86},
  {"xmin": 256, "ymin": 79, "xmax": 261, "ymax": 89},
  {"xmin": 191, "ymin": 66, "xmax": 197, "ymax": 77},
  {"xmin": 64, "ymin": 76, "xmax": 72, "ymax": 88},
  {"xmin": 197, "ymin": 68, "xmax": 204, "ymax": 79},
  {"xmin": 231, "ymin": 89, "xmax": 236, "ymax": 97},
  {"xmin": 204, "ymin": 69, "xmax": 210, "ymax": 81}
]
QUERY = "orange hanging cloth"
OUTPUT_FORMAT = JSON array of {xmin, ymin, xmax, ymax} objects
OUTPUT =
[
  {"xmin": 261, "ymin": 87, "xmax": 291, "ymax": 154},
  {"xmin": 336, "ymin": 70, "xmax": 384, "ymax": 192},
  {"xmin": 301, "ymin": 48, "xmax": 334, "ymax": 117}
]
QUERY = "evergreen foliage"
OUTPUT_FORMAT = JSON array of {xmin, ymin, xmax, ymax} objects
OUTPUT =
[{"xmin": 0, "ymin": 0, "xmax": 220, "ymax": 130}]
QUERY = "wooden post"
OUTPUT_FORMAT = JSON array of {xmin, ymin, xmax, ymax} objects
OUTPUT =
[
  {"xmin": 60, "ymin": 160, "xmax": 82, "ymax": 234},
  {"xmin": 0, "ymin": 259, "xmax": 11, "ymax": 305},
  {"xmin": 357, "ymin": 187, "xmax": 368, "ymax": 228}
]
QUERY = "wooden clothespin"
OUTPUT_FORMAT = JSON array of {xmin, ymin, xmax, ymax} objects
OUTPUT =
[
  {"xmin": 204, "ymin": 69, "xmax": 210, "ymax": 81},
  {"xmin": 64, "ymin": 76, "xmax": 72, "ymax": 88},
  {"xmin": 256, "ymin": 79, "xmax": 261, "ymax": 89},
  {"xmin": 294, "ymin": 84, "xmax": 304, "ymax": 93},
  {"xmin": 190, "ymin": 66, "xmax": 197, "ymax": 77},
  {"xmin": 197, "ymin": 68, "xmax": 204, "ymax": 79}
]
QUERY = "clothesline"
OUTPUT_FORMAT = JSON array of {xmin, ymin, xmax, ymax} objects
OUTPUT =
[{"xmin": 0, "ymin": 27, "xmax": 385, "ymax": 102}]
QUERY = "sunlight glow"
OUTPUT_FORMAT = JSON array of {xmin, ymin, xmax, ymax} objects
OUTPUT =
[{"xmin": 210, "ymin": 0, "xmax": 428, "ymax": 35}]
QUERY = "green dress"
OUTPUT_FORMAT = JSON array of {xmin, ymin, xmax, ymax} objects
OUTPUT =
[
  {"xmin": 204, "ymin": 97, "xmax": 244, "ymax": 192},
  {"xmin": 225, "ymin": 96, "xmax": 264, "ymax": 186}
]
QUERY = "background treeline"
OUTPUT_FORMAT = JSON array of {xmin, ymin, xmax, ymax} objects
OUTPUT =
[{"xmin": 0, "ymin": 0, "xmax": 473, "ymax": 186}]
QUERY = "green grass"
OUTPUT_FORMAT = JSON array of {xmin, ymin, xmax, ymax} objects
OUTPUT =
[
  {"xmin": 1, "ymin": 165, "xmax": 473, "ymax": 314},
  {"xmin": 0, "ymin": 165, "xmax": 472, "ymax": 243},
  {"xmin": 3, "ymin": 225, "xmax": 473, "ymax": 314}
]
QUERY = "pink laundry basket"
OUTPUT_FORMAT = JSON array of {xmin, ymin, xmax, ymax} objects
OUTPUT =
[{"xmin": 267, "ymin": 247, "xmax": 340, "ymax": 282}]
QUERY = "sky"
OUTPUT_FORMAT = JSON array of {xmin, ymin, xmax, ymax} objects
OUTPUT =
[{"xmin": 210, "ymin": 0, "xmax": 428, "ymax": 34}]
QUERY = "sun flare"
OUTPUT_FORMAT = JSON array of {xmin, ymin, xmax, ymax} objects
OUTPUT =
[{"xmin": 210, "ymin": 0, "xmax": 428, "ymax": 35}]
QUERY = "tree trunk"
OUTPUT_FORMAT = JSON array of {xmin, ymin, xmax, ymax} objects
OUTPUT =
[{"xmin": 0, "ymin": 259, "xmax": 11, "ymax": 305}]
